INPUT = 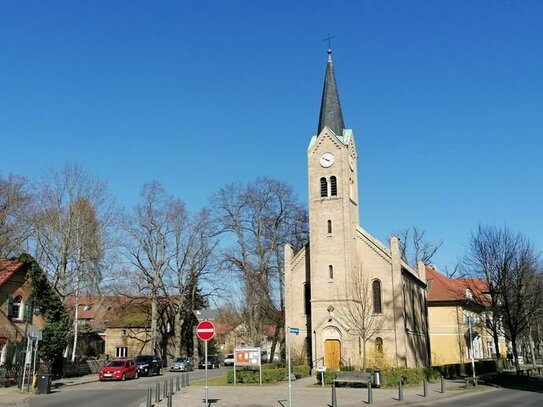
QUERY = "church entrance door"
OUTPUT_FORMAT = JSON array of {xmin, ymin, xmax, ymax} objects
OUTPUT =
[{"xmin": 324, "ymin": 339, "xmax": 341, "ymax": 369}]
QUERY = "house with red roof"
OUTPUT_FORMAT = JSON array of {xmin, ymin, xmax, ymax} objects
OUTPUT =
[
  {"xmin": 426, "ymin": 266, "xmax": 506, "ymax": 366},
  {"xmin": 0, "ymin": 259, "xmax": 46, "ymax": 365}
]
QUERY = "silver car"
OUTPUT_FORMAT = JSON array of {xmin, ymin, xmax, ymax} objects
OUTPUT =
[{"xmin": 170, "ymin": 356, "xmax": 194, "ymax": 372}]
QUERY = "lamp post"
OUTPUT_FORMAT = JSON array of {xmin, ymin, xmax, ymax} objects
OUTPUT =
[{"xmin": 466, "ymin": 316, "xmax": 476, "ymax": 382}]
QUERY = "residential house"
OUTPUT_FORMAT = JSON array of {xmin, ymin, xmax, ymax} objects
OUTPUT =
[
  {"xmin": 0, "ymin": 259, "xmax": 45, "ymax": 365},
  {"xmin": 426, "ymin": 266, "xmax": 506, "ymax": 366}
]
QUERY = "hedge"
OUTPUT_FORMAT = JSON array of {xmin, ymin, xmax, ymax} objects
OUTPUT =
[{"xmin": 227, "ymin": 365, "xmax": 310, "ymax": 384}]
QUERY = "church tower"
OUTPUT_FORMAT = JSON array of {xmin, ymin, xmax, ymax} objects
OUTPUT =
[{"xmin": 307, "ymin": 50, "xmax": 359, "ymax": 306}]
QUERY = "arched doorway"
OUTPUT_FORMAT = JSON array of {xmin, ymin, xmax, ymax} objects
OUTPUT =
[{"xmin": 324, "ymin": 339, "xmax": 341, "ymax": 369}]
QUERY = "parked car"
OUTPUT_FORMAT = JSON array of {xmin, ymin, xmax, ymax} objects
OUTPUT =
[
  {"xmin": 170, "ymin": 356, "xmax": 194, "ymax": 372},
  {"xmin": 198, "ymin": 355, "xmax": 220, "ymax": 369},
  {"xmin": 223, "ymin": 353, "xmax": 235, "ymax": 367},
  {"xmin": 133, "ymin": 355, "xmax": 162, "ymax": 376},
  {"xmin": 99, "ymin": 359, "xmax": 139, "ymax": 381}
]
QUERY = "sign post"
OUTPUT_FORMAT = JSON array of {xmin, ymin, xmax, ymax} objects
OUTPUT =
[
  {"xmin": 196, "ymin": 320, "xmax": 215, "ymax": 405},
  {"xmin": 287, "ymin": 327, "xmax": 299, "ymax": 407}
]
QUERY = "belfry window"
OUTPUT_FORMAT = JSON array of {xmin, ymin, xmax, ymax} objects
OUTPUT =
[
  {"xmin": 327, "ymin": 220, "xmax": 332, "ymax": 234},
  {"xmin": 329, "ymin": 265, "xmax": 334, "ymax": 280},
  {"xmin": 372, "ymin": 280, "xmax": 382, "ymax": 314},
  {"xmin": 330, "ymin": 176, "xmax": 337, "ymax": 196},
  {"xmin": 320, "ymin": 177, "xmax": 328, "ymax": 197}
]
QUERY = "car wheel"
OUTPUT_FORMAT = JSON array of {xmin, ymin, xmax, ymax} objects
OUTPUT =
[
  {"xmin": 134, "ymin": 371, "xmax": 139, "ymax": 379},
  {"xmin": 121, "ymin": 374, "xmax": 126, "ymax": 381}
]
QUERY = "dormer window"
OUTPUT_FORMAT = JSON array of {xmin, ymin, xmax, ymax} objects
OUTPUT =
[{"xmin": 465, "ymin": 289, "xmax": 473, "ymax": 299}]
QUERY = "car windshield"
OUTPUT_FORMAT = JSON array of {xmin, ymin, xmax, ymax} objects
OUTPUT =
[
  {"xmin": 134, "ymin": 356, "xmax": 153, "ymax": 363},
  {"xmin": 107, "ymin": 361, "xmax": 125, "ymax": 367},
  {"xmin": 174, "ymin": 358, "xmax": 186, "ymax": 363},
  {"xmin": 226, "ymin": 354, "xmax": 234, "ymax": 359}
]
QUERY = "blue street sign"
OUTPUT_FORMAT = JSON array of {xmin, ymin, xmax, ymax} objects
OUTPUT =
[{"xmin": 289, "ymin": 327, "xmax": 300, "ymax": 335}]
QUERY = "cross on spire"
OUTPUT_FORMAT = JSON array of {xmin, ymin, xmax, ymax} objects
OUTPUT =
[{"xmin": 322, "ymin": 32, "xmax": 336, "ymax": 50}]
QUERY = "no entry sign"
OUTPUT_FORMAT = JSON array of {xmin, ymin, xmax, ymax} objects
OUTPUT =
[{"xmin": 196, "ymin": 320, "xmax": 215, "ymax": 341}]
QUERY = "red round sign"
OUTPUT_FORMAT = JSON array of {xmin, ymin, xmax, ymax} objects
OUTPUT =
[{"xmin": 196, "ymin": 320, "xmax": 215, "ymax": 341}]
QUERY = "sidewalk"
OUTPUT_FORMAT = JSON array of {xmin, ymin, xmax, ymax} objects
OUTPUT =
[
  {"xmin": 0, "ymin": 373, "xmax": 99, "ymax": 407},
  {"xmin": 147, "ymin": 375, "xmax": 494, "ymax": 407}
]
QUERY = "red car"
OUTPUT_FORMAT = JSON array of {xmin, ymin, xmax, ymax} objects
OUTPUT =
[{"xmin": 99, "ymin": 359, "xmax": 139, "ymax": 381}]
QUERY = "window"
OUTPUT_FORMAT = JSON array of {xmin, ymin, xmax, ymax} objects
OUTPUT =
[
  {"xmin": 8, "ymin": 295, "xmax": 23, "ymax": 320},
  {"xmin": 375, "ymin": 337, "xmax": 383, "ymax": 353},
  {"xmin": 320, "ymin": 177, "xmax": 328, "ymax": 197},
  {"xmin": 330, "ymin": 176, "xmax": 337, "ymax": 196},
  {"xmin": 83, "ymin": 304, "xmax": 92, "ymax": 311},
  {"xmin": 115, "ymin": 347, "xmax": 128, "ymax": 358},
  {"xmin": 327, "ymin": 220, "xmax": 332, "ymax": 234},
  {"xmin": 304, "ymin": 283, "xmax": 311, "ymax": 315},
  {"xmin": 329, "ymin": 265, "xmax": 334, "ymax": 280},
  {"xmin": 372, "ymin": 280, "xmax": 382, "ymax": 313},
  {"xmin": 465, "ymin": 288, "xmax": 473, "ymax": 299}
]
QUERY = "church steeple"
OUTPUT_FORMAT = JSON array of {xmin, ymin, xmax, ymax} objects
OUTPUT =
[{"xmin": 317, "ymin": 49, "xmax": 345, "ymax": 138}]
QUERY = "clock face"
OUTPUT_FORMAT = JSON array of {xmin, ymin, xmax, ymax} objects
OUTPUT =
[{"xmin": 319, "ymin": 153, "xmax": 335, "ymax": 168}]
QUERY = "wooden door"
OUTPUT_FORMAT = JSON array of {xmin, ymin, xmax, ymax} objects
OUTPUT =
[{"xmin": 324, "ymin": 339, "xmax": 341, "ymax": 369}]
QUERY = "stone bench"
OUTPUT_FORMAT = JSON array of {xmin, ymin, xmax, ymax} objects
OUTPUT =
[{"xmin": 334, "ymin": 371, "xmax": 373, "ymax": 387}]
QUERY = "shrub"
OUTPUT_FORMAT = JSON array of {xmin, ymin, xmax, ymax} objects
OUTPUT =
[{"xmin": 381, "ymin": 367, "xmax": 426, "ymax": 387}]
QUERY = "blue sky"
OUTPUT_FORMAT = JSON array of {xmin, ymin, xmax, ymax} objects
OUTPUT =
[{"xmin": 2, "ymin": 1, "xmax": 542, "ymax": 272}]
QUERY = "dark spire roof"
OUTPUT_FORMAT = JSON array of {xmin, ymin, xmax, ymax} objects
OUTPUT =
[{"xmin": 317, "ymin": 49, "xmax": 345, "ymax": 137}]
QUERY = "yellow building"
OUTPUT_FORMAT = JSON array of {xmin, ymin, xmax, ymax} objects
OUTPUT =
[{"xmin": 426, "ymin": 266, "xmax": 506, "ymax": 366}]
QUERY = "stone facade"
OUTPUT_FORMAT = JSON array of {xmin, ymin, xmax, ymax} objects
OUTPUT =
[{"xmin": 284, "ymin": 52, "xmax": 430, "ymax": 370}]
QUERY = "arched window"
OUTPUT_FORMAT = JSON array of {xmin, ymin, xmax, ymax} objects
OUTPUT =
[
  {"xmin": 330, "ymin": 176, "xmax": 337, "ymax": 196},
  {"xmin": 375, "ymin": 337, "xmax": 383, "ymax": 353},
  {"xmin": 372, "ymin": 280, "xmax": 382, "ymax": 313},
  {"xmin": 329, "ymin": 265, "xmax": 334, "ymax": 280},
  {"xmin": 303, "ymin": 283, "xmax": 311, "ymax": 315},
  {"xmin": 320, "ymin": 177, "xmax": 328, "ymax": 197},
  {"xmin": 327, "ymin": 220, "xmax": 332, "ymax": 234}
]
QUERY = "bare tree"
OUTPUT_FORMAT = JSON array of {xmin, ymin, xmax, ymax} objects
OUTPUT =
[
  {"xmin": 122, "ymin": 181, "xmax": 217, "ymax": 360},
  {"xmin": 0, "ymin": 173, "xmax": 33, "ymax": 257},
  {"xmin": 334, "ymin": 264, "xmax": 384, "ymax": 369},
  {"xmin": 31, "ymin": 163, "xmax": 114, "ymax": 301},
  {"xmin": 397, "ymin": 226, "xmax": 442, "ymax": 269},
  {"xmin": 463, "ymin": 224, "xmax": 542, "ymax": 369},
  {"xmin": 211, "ymin": 178, "xmax": 308, "ymax": 356},
  {"xmin": 169, "ymin": 208, "xmax": 218, "ymax": 357}
]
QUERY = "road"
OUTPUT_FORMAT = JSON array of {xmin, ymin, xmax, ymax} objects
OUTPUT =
[
  {"xmin": 26, "ymin": 367, "xmax": 226, "ymax": 407},
  {"xmin": 407, "ymin": 387, "xmax": 543, "ymax": 407}
]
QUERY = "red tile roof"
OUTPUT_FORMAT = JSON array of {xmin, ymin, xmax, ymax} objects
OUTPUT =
[
  {"xmin": 426, "ymin": 266, "xmax": 489, "ymax": 306},
  {"xmin": 0, "ymin": 259, "xmax": 25, "ymax": 287}
]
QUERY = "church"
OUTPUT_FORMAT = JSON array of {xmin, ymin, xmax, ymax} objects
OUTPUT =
[{"xmin": 284, "ymin": 50, "xmax": 430, "ymax": 370}]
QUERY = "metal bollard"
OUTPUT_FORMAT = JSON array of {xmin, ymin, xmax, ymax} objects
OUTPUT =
[
  {"xmin": 170, "ymin": 378, "xmax": 174, "ymax": 395},
  {"xmin": 164, "ymin": 379, "xmax": 168, "ymax": 398},
  {"xmin": 176, "ymin": 375, "xmax": 180, "ymax": 391},
  {"xmin": 368, "ymin": 382, "xmax": 373, "ymax": 404},
  {"xmin": 441, "ymin": 375, "xmax": 445, "ymax": 393},
  {"xmin": 186, "ymin": 372, "xmax": 190, "ymax": 386},
  {"xmin": 167, "ymin": 392, "xmax": 172, "ymax": 407},
  {"xmin": 146, "ymin": 388, "xmax": 152, "ymax": 407},
  {"xmin": 156, "ymin": 382, "xmax": 160, "ymax": 403},
  {"xmin": 181, "ymin": 373, "xmax": 185, "ymax": 388},
  {"xmin": 423, "ymin": 378, "xmax": 428, "ymax": 397},
  {"xmin": 398, "ymin": 379, "xmax": 404, "ymax": 401},
  {"xmin": 331, "ymin": 382, "xmax": 337, "ymax": 407}
]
